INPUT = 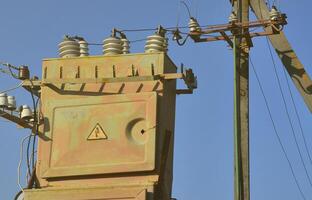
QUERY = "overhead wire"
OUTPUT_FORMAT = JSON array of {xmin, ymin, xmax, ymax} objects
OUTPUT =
[
  {"xmin": 180, "ymin": 1, "xmax": 192, "ymax": 18},
  {"xmin": 250, "ymin": 57, "xmax": 307, "ymax": 200},
  {"xmin": 89, "ymin": 38, "xmax": 149, "ymax": 47},
  {"xmin": 18, "ymin": 134, "xmax": 32, "ymax": 192},
  {"xmin": 0, "ymin": 62, "xmax": 20, "ymax": 79},
  {"xmin": 0, "ymin": 81, "xmax": 24, "ymax": 94},
  {"xmin": 254, "ymin": 2, "xmax": 310, "ymax": 196},
  {"xmin": 26, "ymin": 79, "xmax": 39, "ymax": 185},
  {"xmin": 265, "ymin": 37, "xmax": 312, "ymax": 189},
  {"xmin": 1, "ymin": 61, "xmax": 39, "ymax": 186},
  {"xmin": 282, "ymin": 65, "xmax": 312, "ymax": 169},
  {"xmin": 0, "ymin": 68, "xmax": 12, "ymax": 76}
]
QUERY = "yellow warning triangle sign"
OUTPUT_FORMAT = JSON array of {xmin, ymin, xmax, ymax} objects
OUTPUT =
[{"xmin": 87, "ymin": 124, "xmax": 108, "ymax": 140}]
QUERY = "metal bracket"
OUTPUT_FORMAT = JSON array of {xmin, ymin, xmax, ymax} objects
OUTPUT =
[
  {"xmin": 22, "ymin": 72, "xmax": 198, "ymax": 95},
  {"xmin": 0, "ymin": 110, "xmax": 33, "ymax": 129},
  {"xmin": 190, "ymin": 17, "xmax": 287, "ymax": 44}
]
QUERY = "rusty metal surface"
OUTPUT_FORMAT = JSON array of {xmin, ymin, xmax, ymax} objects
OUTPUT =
[
  {"xmin": 24, "ymin": 186, "xmax": 147, "ymax": 200},
  {"xmin": 189, "ymin": 17, "xmax": 286, "ymax": 45},
  {"xmin": 249, "ymin": 0, "xmax": 312, "ymax": 112},
  {"xmin": 27, "ymin": 52, "xmax": 185, "ymax": 200},
  {"xmin": 0, "ymin": 110, "xmax": 33, "ymax": 129}
]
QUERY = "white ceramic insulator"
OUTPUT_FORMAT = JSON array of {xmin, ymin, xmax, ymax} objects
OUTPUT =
[
  {"xmin": 229, "ymin": 12, "xmax": 238, "ymax": 23},
  {"xmin": 0, "ymin": 93, "xmax": 8, "ymax": 108},
  {"xmin": 188, "ymin": 18, "xmax": 201, "ymax": 32},
  {"xmin": 79, "ymin": 40, "xmax": 89, "ymax": 57},
  {"xmin": 58, "ymin": 38, "xmax": 80, "ymax": 58},
  {"xmin": 121, "ymin": 38, "xmax": 130, "ymax": 54},
  {"xmin": 102, "ymin": 37, "xmax": 123, "ymax": 55},
  {"xmin": 163, "ymin": 37, "xmax": 169, "ymax": 53},
  {"xmin": 21, "ymin": 105, "xmax": 33, "ymax": 120},
  {"xmin": 270, "ymin": 7, "xmax": 280, "ymax": 20},
  {"xmin": 7, "ymin": 96, "xmax": 16, "ymax": 111},
  {"xmin": 145, "ymin": 34, "xmax": 166, "ymax": 53}
]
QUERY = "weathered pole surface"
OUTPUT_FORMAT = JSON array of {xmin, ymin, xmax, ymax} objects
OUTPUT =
[
  {"xmin": 249, "ymin": 0, "xmax": 312, "ymax": 112},
  {"xmin": 233, "ymin": 0, "xmax": 250, "ymax": 200}
]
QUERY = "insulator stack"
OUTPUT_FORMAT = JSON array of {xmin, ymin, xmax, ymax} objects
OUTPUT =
[
  {"xmin": 188, "ymin": 18, "xmax": 201, "ymax": 32},
  {"xmin": 102, "ymin": 37, "xmax": 123, "ymax": 55},
  {"xmin": 58, "ymin": 36, "xmax": 80, "ymax": 58},
  {"xmin": 0, "ymin": 93, "xmax": 8, "ymax": 108},
  {"xmin": 79, "ymin": 40, "xmax": 89, "ymax": 57},
  {"xmin": 7, "ymin": 96, "xmax": 16, "ymax": 111},
  {"xmin": 121, "ymin": 38, "xmax": 130, "ymax": 54},
  {"xmin": 270, "ymin": 6, "xmax": 280, "ymax": 20},
  {"xmin": 144, "ymin": 34, "xmax": 166, "ymax": 53},
  {"xmin": 163, "ymin": 38, "xmax": 169, "ymax": 53},
  {"xmin": 229, "ymin": 12, "xmax": 238, "ymax": 23},
  {"xmin": 21, "ymin": 105, "xmax": 33, "ymax": 120}
]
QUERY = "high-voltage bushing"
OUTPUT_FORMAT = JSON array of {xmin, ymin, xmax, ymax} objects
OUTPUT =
[
  {"xmin": 188, "ymin": 17, "xmax": 201, "ymax": 32},
  {"xmin": 102, "ymin": 36, "xmax": 123, "ymax": 55},
  {"xmin": 78, "ymin": 39, "xmax": 89, "ymax": 57},
  {"xmin": 145, "ymin": 26, "xmax": 167, "ymax": 53},
  {"xmin": 121, "ymin": 38, "xmax": 130, "ymax": 54},
  {"xmin": 163, "ymin": 37, "xmax": 169, "ymax": 52},
  {"xmin": 0, "ymin": 93, "xmax": 8, "ymax": 108},
  {"xmin": 7, "ymin": 96, "xmax": 16, "ymax": 111},
  {"xmin": 145, "ymin": 34, "xmax": 166, "ymax": 53},
  {"xmin": 58, "ymin": 35, "xmax": 80, "ymax": 58},
  {"xmin": 270, "ymin": 6, "xmax": 280, "ymax": 21}
]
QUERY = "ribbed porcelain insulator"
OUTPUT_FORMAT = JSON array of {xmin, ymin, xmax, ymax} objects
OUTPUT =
[
  {"xmin": 163, "ymin": 38, "xmax": 169, "ymax": 53},
  {"xmin": 229, "ymin": 12, "xmax": 238, "ymax": 23},
  {"xmin": 21, "ymin": 105, "xmax": 33, "ymax": 120},
  {"xmin": 188, "ymin": 18, "xmax": 201, "ymax": 32},
  {"xmin": 0, "ymin": 93, "xmax": 8, "ymax": 108},
  {"xmin": 7, "ymin": 96, "xmax": 16, "ymax": 111},
  {"xmin": 102, "ymin": 37, "xmax": 123, "ymax": 55},
  {"xmin": 121, "ymin": 38, "xmax": 130, "ymax": 54},
  {"xmin": 270, "ymin": 7, "xmax": 280, "ymax": 20},
  {"xmin": 58, "ymin": 38, "xmax": 80, "ymax": 58},
  {"xmin": 79, "ymin": 40, "xmax": 89, "ymax": 57},
  {"xmin": 144, "ymin": 34, "xmax": 166, "ymax": 53}
]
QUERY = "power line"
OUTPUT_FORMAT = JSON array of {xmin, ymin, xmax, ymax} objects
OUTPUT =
[
  {"xmin": 250, "ymin": 58, "xmax": 307, "ymax": 200},
  {"xmin": 282, "ymin": 58, "xmax": 312, "ymax": 172},
  {"xmin": 18, "ymin": 134, "xmax": 31, "ymax": 192},
  {"xmin": 89, "ymin": 38, "xmax": 148, "ymax": 46},
  {"xmin": 265, "ymin": 37, "xmax": 312, "ymax": 189},
  {"xmin": 0, "ymin": 81, "xmax": 24, "ymax": 94}
]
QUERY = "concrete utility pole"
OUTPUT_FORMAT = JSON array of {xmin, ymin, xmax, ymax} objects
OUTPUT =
[
  {"xmin": 233, "ymin": 0, "xmax": 250, "ymax": 200},
  {"xmin": 187, "ymin": 1, "xmax": 286, "ymax": 199}
]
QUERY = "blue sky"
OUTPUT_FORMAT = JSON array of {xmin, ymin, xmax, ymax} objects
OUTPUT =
[{"xmin": 0, "ymin": 0, "xmax": 311, "ymax": 199}]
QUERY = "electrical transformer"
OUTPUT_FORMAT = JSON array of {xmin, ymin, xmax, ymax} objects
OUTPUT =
[{"xmin": 23, "ymin": 52, "xmax": 196, "ymax": 200}]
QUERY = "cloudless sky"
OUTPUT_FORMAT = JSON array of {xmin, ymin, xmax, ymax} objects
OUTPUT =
[{"xmin": 0, "ymin": 0, "xmax": 311, "ymax": 199}]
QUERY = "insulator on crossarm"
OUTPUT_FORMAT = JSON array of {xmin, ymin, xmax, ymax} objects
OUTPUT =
[
  {"xmin": 18, "ymin": 66, "xmax": 30, "ymax": 80},
  {"xmin": 188, "ymin": 17, "xmax": 201, "ymax": 32},
  {"xmin": 7, "ymin": 96, "xmax": 16, "ymax": 111},
  {"xmin": 78, "ymin": 39, "xmax": 89, "ymax": 57},
  {"xmin": 102, "ymin": 36, "xmax": 123, "ymax": 55},
  {"xmin": 21, "ymin": 105, "xmax": 33, "ymax": 120},
  {"xmin": 0, "ymin": 93, "xmax": 8, "ymax": 108},
  {"xmin": 58, "ymin": 35, "xmax": 80, "ymax": 58},
  {"xmin": 270, "ymin": 6, "xmax": 280, "ymax": 21},
  {"xmin": 121, "ymin": 38, "xmax": 130, "ymax": 54},
  {"xmin": 229, "ymin": 12, "xmax": 238, "ymax": 24}
]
